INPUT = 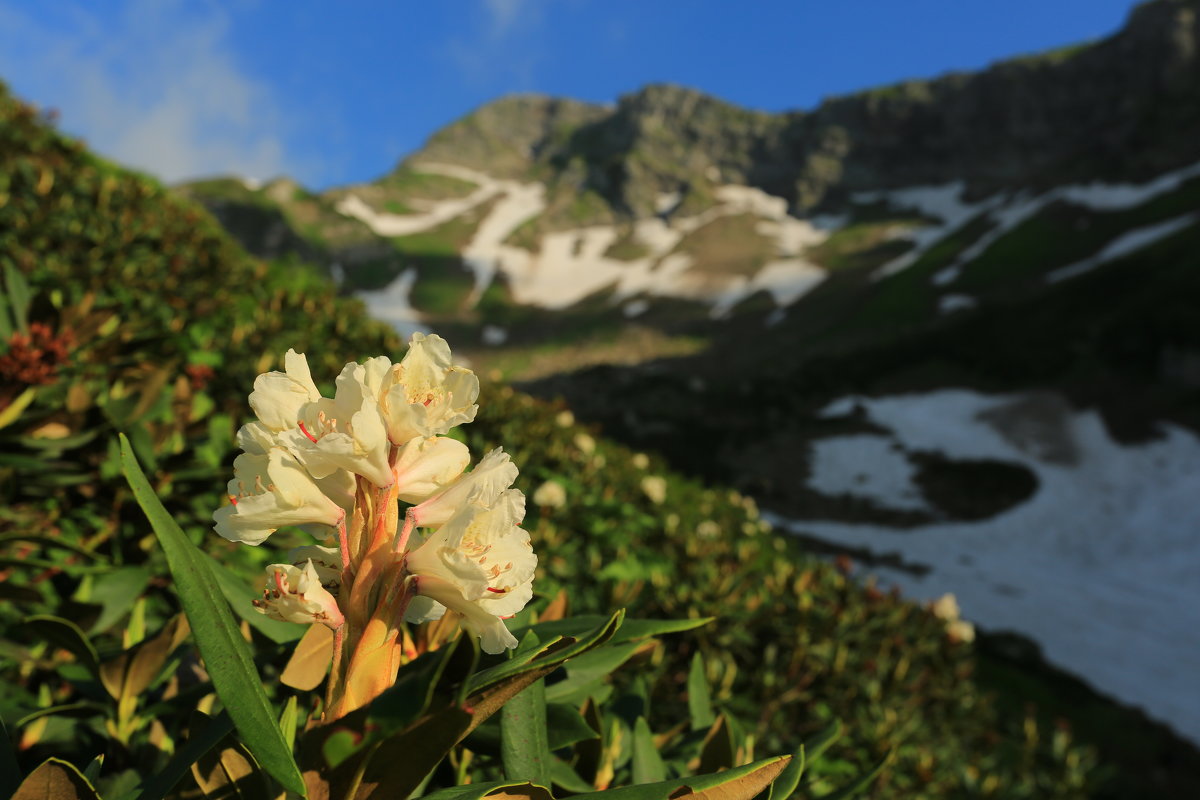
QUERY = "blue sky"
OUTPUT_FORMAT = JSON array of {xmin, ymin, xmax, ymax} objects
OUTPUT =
[{"xmin": 0, "ymin": 0, "xmax": 1142, "ymax": 189}]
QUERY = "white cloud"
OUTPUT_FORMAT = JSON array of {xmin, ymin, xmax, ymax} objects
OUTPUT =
[
  {"xmin": 0, "ymin": 0, "xmax": 316, "ymax": 184},
  {"xmin": 444, "ymin": 0, "xmax": 544, "ymax": 88},
  {"xmin": 482, "ymin": 0, "xmax": 529, "ymax": 39}
]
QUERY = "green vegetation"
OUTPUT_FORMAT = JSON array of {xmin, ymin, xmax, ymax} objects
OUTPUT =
[
  {"xmin": 0, "ymin": 78, "xmax": 1117, "ymax": 798},
  {"xmin": 602, "ymin": 228, "xmax": 651, "ymax": 262},
  {"xmin": 503, "ymin": 214, "xmax": 543, "ymax": 253},
  {"xmin": 807, "ymin": 217, "xmax": 921, "ymax": 273},
  {"xmin": 378, "ymin": 165, "xmax": 479, "ymax": 201},
  {"xmin": 672, "ymin": 213, "xmax": 775, "ymax": 277},
  {"xmin": 953, "ymin": 177, "xmax": 1200, "ymax": 294}
]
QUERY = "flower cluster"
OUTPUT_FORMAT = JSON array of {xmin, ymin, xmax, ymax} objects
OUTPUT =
[{"xmin": 213, "ymin": 334, "xmax": 537, "ymax": 716}]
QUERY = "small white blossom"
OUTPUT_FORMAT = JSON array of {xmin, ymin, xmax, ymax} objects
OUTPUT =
[
  {"xmin": 641, "ymin": 475, "xmax": 668, "ymax": 505},
  {"xmin": 532, "ymin": 480, "xmax": 567, "ymax": 509},
  {"xmin": 931, "ymin": 593, "xmax": 961, "ymax": 621},
  {"xmin": 254, "ymin": 560, "xmax": 344, "ymax": 629},
  {"xmin": 405, "ymin": 489, "xmax": 535, "ymax": 654},
  {"xmin": 946, "ymin": 619, "xmax": 976, "ymax": 643},
  {"xmin": 213, "ymin": 448, "xmax": 345, "ymax": 546}
]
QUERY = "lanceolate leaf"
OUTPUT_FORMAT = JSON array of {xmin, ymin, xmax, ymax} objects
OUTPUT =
[
  {"xmin": 12, "ymin": 758, "xmax": 101, "ymax": 800},
  {"xmin": 120, "ymin": 434, "xmax": 305, "ymax": 797},
  {"xmin": 22, "ymin": 615, "xmax": 100, "ymax": 679},
  {"xmin": 816, "ymin": 753, "xmax": 891, "ymax": 800},
  {"xmin": 0, "ymin": 717, "xmax": 21, "ymax": 798},
  {"xmin": 280, "ymin": 624, "xmax": 334, "ymax": 691},
  {"xmin": 569, "ymin": 755, "xmax": 792, "ymax": 800},
  {"xmin": 631, "ymin": 717, "xmax": 667, "ymax": 784},
  {"xmin": 137, "ymin": 712, "xmax": 237, "ymax": 800},
  {"xmin": 419, "ymin": 781, "xmax": 554, "ymax": 800},
  {"xmin": 501, "ymin": 632, "xmax": 552, "ymax": 787},
  {"xmin": 687, "ymin": 653, "xmax": 716, "ymax": 731}
]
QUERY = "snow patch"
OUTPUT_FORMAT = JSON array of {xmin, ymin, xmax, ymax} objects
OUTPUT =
[
  {"xmin": 1046, "ymin": 213, "xmax": 1198, "ymax": 284},
  {"xmin": 780, "ymin": 389, "xmax": 1200, "ymax": 744},
  {"xmin": 865, "ymin": 160, "xmax": 1200, "ymax": 286},
  {"xmin": 938, "ymin": 293, "xmax": 977, "ymax": 313},
  {"xmin": 481, "ymin": 325, "xmax": 507, "ymax": 346},
  {"xmin": 357, "ymin": 267, "xmax": 427, "ymax": 339},
  {"xmin": 808, "ymin": 434, "xmax": 930, "ymax": 511},
  {"xmin": 623, "ymin": 299, "xmax": 650, "ymax": 318}
]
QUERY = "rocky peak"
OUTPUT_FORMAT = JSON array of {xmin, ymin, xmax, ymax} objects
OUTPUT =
[{"xmin": 395, "ymin": 0, "xmax": 1200, "ymax": 218}]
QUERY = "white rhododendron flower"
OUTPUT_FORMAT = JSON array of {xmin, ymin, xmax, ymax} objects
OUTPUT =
[
  {"xmin": 254, "ymin": 560, "xmax": 345, "ymax": 629},
  {"xmin": 279, "ymin": 362, "xmax": 393, "ymax": 488},
  {"xmin": 248, "ymin": 349, "xmax": 322, "ymax": 432},
  {"xmin": 394, "ymin": 435, "xmax": 471, "ymax": 504},
  {"xmin": 216, "ymin": 336, "xmax": 538, "ymax": 717},
  {"xmin": 214, "ymin": 448, "xmax": 345, "ymax": 546},
  {"xmin": 408, "ymin": 448, "xmax": 519, "ymax": 530},
  {"xmin": 405, "ymin": 489, "xmax": 536, "ymax": 654},
  {"xmin": 379, "ymin": 333, "xmax": 480, "ymax": 445}
]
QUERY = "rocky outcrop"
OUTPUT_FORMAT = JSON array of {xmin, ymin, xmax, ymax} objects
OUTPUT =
[{"xmin": 399, "ymin": 0, "xmax": 1200, "ymax": 216}]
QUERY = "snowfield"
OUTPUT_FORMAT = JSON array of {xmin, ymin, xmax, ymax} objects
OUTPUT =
[
  {"xmin": 339, "ymin": 165, "xmax": 837, "ymax": 315},
  {"xmin": 337, "ymin": 159, "xmax": 1197, "ymax": 324},
  {"xmin": 770, "ymin": 389, "xmax": 1200, "ymax": 745}
]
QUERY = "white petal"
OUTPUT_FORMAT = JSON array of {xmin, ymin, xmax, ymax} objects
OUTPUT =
[{"xmin": 394, "ymin": 436, "xmax": 471, "ymax": 504}]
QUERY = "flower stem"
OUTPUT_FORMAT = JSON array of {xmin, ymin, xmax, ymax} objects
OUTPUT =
[
  {"xmin": 336, "ymin": 513, "xmax": 351, "ymax": 571},
  {"xmin": 393, "ymin": 509, "xmax": 415, "ymax": 555},
  {"xmin": 326, "ymin": 623, "xmax": 346, "ymax": 714}
]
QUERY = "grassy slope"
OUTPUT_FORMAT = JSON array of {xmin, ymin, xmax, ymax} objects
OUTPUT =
[{"xmin": 0, "ymin": 80, "xmax": 1102, "ymax": 797}]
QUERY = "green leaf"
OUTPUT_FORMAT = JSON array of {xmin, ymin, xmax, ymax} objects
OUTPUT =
[
  {"xmin": 501, "ymin": 632, "xmax": 552, "ymax": 787},
  {"xmin": 802, "ymin": 720, "xmax": 843, "ymax": 765},
  {"xmin": 87, "ymin": 566, "xmax": 151, "ymax": 635},
  {"xmin": 120, "ymin": 434, "xmax": 305, "ymax": 797},
  {"xmin": 12, "ymin": 758, "xmax": 101, "ymax": 800},
  {"xmin": 522, "ymin": 615, "xmax": 711, "ymax": 646},
  {"xmin": 687, "ymin": 652, "xmax": 716, "ymax": 732},
  {"xmin": 82, "ymin": 755, "xmax": 104, "ymax": 784},
  {"xmin": 631, "ymin": 716, "xmax": 667, "ymax": 784},
  {"xmin": 0, "ymin": 717, "xmax": 21, "ymax": 797},
  {"xmin": 279, "ymin": 697, "xmax": 299, "ymax": 752},
  {"xmin": 468, "ymin": 610, "xmax": 625, "ymax": 696},
  {"xmin": 570, "ymin": 755, "xmax": 791, "ymax": 800},
  {"xmin": 15, "ymin": 702, "xmax": 107, "ymax": 728},
  {"xmin": 206, "ymin": 555, "xmax": 304, "ymax": 644},
  {"xmin": 816, "ymin": 753, "xmax": 891, "ymax": 800},
  {"xmin": 419, "ymin": 781, "xmax": 553, "ymax": 800},
  {"xmin": 136, "ymin": 711, "xmax": 236, "ymax": 800},
  {"xmin": 548, "ymin": 757, "xmax": 595, "ymax": 794},
  {"xmin": 3, "ymin": 261, "xmax": 31, "ymax": 335},
  {"xmin": 766, "ymin": 744, "xmax": 805, "ymax": 800},
  {"xmin": 545, "ymin": 702, "xmax": 600, "ymax": 751},
  {"xmin": 543, "ymin": 641, "xmax": 645, "ymax": 705},
  {"xmin": 22, "ymin": 615, "xmax": 100, "ymax": 678},
  {"xmin": 0, "ymin": 387, "xmax": 36, "ymax": 431}
]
